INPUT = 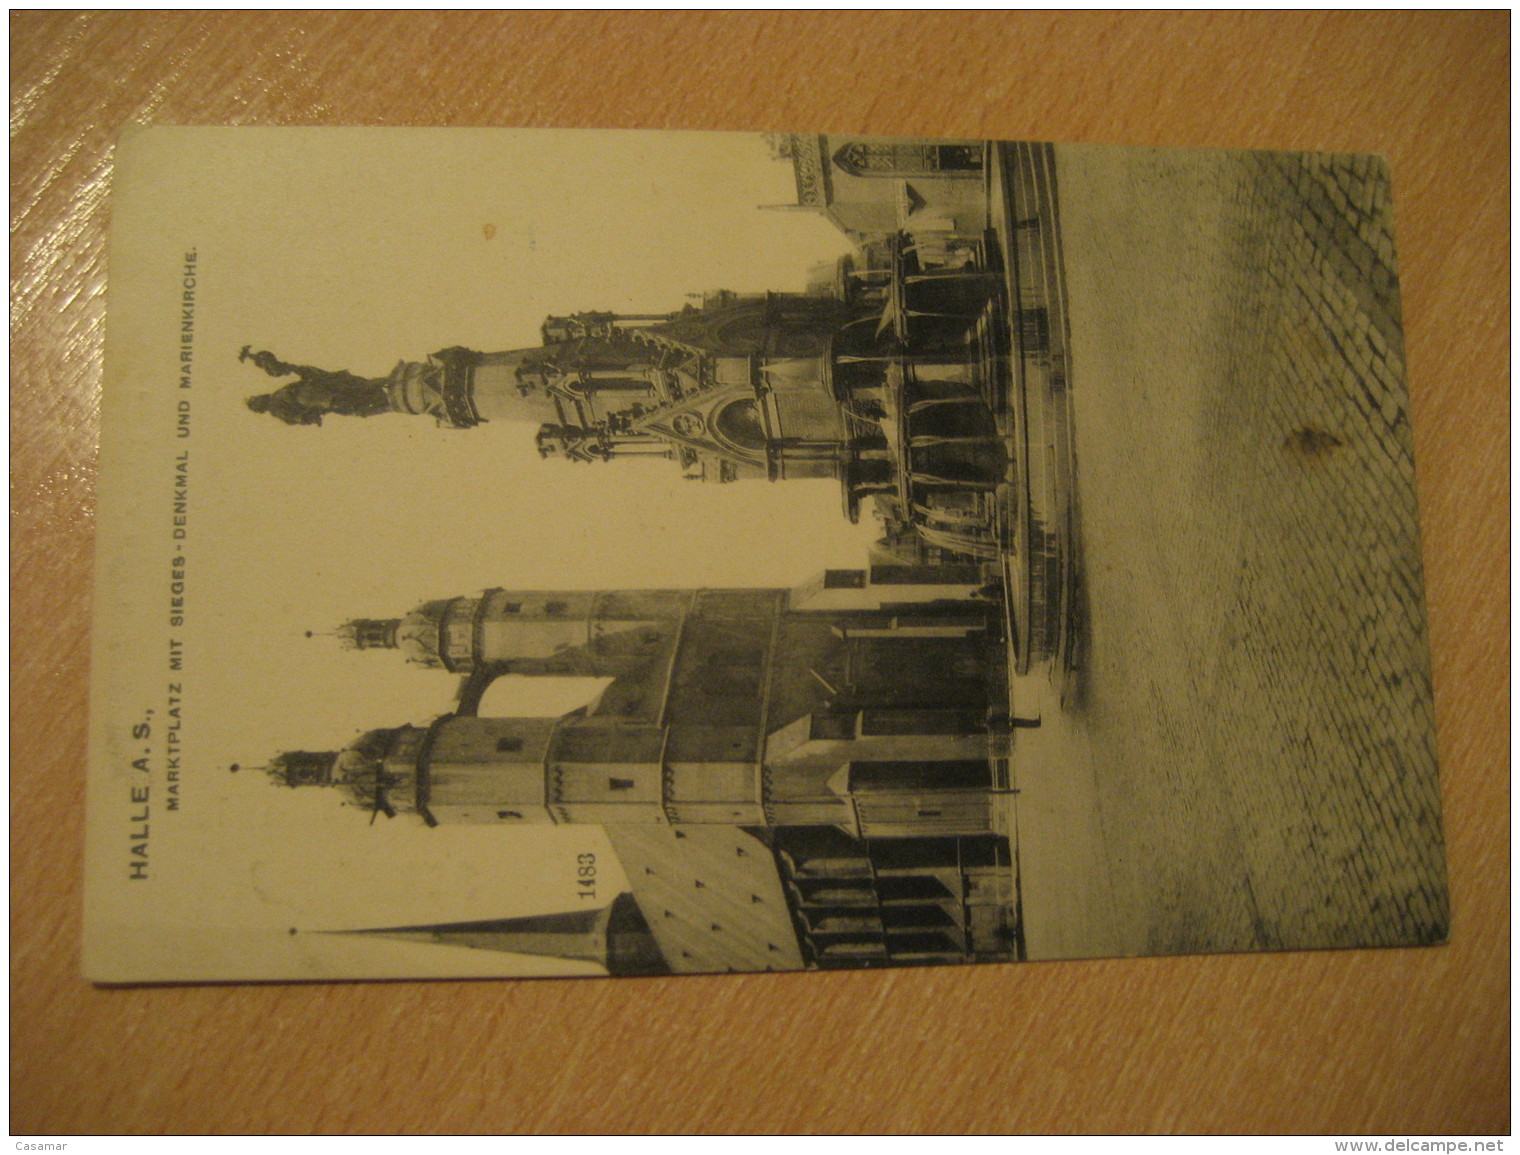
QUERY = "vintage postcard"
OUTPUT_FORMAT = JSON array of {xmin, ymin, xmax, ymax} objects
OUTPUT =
[{"xmin": 84, "ymin": 128, "xmax": 1447, "ymax": 982}]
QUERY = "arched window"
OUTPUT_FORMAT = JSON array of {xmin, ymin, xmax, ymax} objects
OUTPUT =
[{"xmin": 712, "ymin": 398, "xmax": 767, "ymax": 453}]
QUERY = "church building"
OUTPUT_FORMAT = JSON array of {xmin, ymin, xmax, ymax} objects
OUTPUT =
[
  {"xmin": 244, "ymin": 138, "xmax": 1080, "ymax": 975},
  {"xmin": 268, "ymin": 563, "xmax": 1023, "ymax": 974}
]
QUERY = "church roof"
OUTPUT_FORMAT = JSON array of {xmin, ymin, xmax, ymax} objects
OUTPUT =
[{"xmin": 607, "ymin": 826, "xmax": 805, "ymax": 974}]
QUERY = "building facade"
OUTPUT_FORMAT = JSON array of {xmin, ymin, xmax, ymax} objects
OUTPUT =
[
  {"xmin": 269, "ymin": 564, "xmax": 1022, "ymax": 972},
  {"xmin": 242, "ymin": 137, "xmax": 1084, "ymax": 974},
  {"xmin": 767, "ymin": 132, "xmax": 992, "ymax": 263}
]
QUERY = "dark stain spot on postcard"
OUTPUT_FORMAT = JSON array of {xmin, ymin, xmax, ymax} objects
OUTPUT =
[{"xmin": 1285, "ymin": 425, "xmax": 1344, "ymax": 459}]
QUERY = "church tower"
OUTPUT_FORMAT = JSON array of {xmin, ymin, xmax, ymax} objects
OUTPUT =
[
  {"xmin": 276, "ymin": 570, "xmax": 1012, "ymax": 838},
  {"xmin": 268, "ymin": 569, "xmax": 1025, "ymax": 970},
  {"xmin": 336, "ymin": 588, "xmax": 688, "ymax": 681}
]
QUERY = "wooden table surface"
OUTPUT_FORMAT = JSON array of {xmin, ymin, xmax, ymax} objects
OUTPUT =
[{"xmin": 10, "ymin": 12, "xmax": 1508, "ymax": 1135}]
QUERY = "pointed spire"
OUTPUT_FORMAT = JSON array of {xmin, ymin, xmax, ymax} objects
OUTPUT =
[{"xmin": 329, "ymin": 892, "xmax": 669, "ymax": 976}]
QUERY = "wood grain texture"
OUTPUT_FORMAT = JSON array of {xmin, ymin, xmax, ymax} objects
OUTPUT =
[{"xmin": 10, "ymin": 11, "xmax": 1507, "ymax": 1135}]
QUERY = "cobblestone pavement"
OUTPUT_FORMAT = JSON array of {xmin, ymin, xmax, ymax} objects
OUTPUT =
[{"xmin": 1010, "ymin": 146, "xmax": 1449, "ymax": 959}]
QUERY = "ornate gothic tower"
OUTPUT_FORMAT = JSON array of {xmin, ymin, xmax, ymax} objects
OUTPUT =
[{"xmin": 245, "ymin": 252, "xmax": 1015, "ymax": 566}]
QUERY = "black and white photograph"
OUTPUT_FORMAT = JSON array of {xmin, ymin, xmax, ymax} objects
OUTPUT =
[{"xmin": 85, "ymin": 127, "xmax": 1448, "ymax": 982}]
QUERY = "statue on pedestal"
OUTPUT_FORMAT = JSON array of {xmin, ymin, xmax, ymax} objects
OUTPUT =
[{"xmin": 241, "ymin": 346, "xmax": 393, "ymax": 426}]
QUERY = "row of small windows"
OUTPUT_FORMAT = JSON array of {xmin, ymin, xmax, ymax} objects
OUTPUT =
[
  {"xmin": 491, "ymin": 740, "xmax": 641, "ymax": 790},
  {"xmin": 491, "ymin": 780, "xmax": 633, "ymax": 820},
  {"xmin": 498, "ymin": 601, "xmax": 569, "ymax": 616}
]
